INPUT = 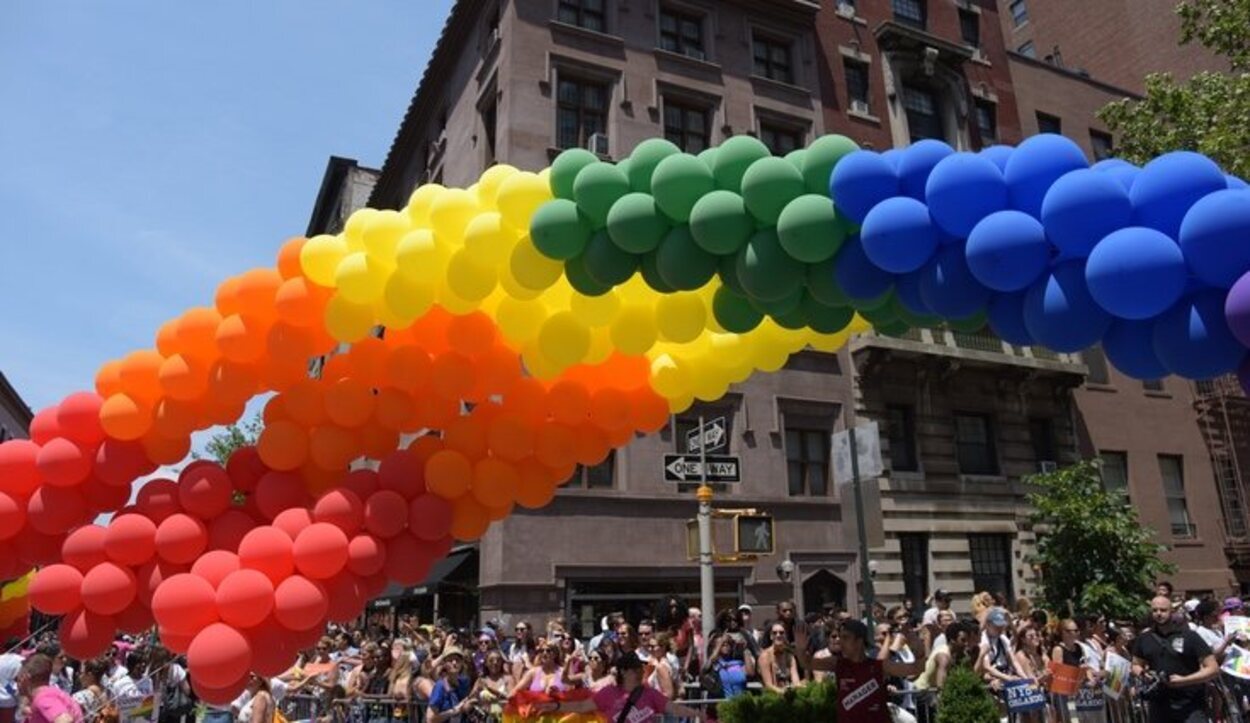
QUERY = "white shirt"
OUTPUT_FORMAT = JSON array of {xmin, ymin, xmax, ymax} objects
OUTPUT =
[{"xmin": 0, "ymin": 653, "xmax": 23, "ymax": 709}]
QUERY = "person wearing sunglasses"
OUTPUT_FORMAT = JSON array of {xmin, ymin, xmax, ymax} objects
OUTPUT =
[
  {"xmin": 506, "ymin": 623, "xmax": 535, "ymax": 680},
  {"xmin": 536, "ymin": 654, "xmax": 705, "ymax": 721},
  {"xmin": 510, "ymin": 643, "xmax": 567, "ymax": 699},
  {"xmin": 795, "ymin": 619, "xmax": 926, "ymax": 723},
  {"xmin": 758, "ymin": 622, "xmax": 802, "ymax": 693}
]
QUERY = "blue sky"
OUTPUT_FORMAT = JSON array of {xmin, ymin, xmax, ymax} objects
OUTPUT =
[{"xmin": 0, "ymin": 1, "xmax": 454, "ymax": 424}]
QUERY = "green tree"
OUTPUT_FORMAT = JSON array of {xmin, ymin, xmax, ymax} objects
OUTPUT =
[
  {"xmin": 936, "ymin": 664, "xmax": 999, "ymax": 723},
  {"xmin": 197, "ymin": 415, "xmax": 263, "ymax": 466},
  {"xmin": 1098, "ymin": 0, "xmax": 1250, "ymax": 179},
  {"xmin": 1027, "ymin": 460, "xmax": 1175, "ymax": 620}
]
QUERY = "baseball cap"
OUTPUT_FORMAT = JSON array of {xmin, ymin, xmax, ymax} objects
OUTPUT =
[
  {"xmin": 1183, "ymin": 599, "xmax": 1200, "ymax": 614},
  {"xmin": 986, "ymin": 607, "xmax": 1009, "ymax": 628},
  {"xmin": 1224, "ymin": 596, "xmax": 1244, "ymax": 612},
  {"xmin": 737, "ymin": 604, "xmax": 752, "ymax": 613}
]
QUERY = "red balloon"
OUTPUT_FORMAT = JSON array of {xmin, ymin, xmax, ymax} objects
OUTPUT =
[
  {"xmin": 57, "ymin": 392, "xmax": 106, "ymax": 446},
  {"xmin": 136, "ymin": 479, "xmax": 182, "ymax": 524},
  {"xmin": 208, "ymin": 510, "xmax": 258, "ymax": 552},
  {"xmin": 215, "ymin": 569, "xmax": 275, "ymax": 629},
  {"xmin": 312, "ymin": 489, "xmax": 363, "ymax": 534},
  {"xmin": 323, "ymin": 572, "xmax": 366, "ymax": 623},
  {"xmin": 62, "ymin": 525, "xmax": 108, "ymax": 571},
  {"xmin": 190, "ymin": 550, "xmax": 240, "ymax": 589},
  {"xmin": 346, "ymin": 534, "xmax": 386, "ymax": 577},
  {"xmin": 363, "ymin": 490, "xmax": 408, "ymax": 538},
  {"xmin": 292, "ymin": 523, "xmax": 349, "ymax": 579},
  {"xmin": 248, "ymin": 620, "xmax": 296, "ymax": 677},
  {"xmin": 37, "ymin": 437, "xmax": 94, "ymax": 487},
  {"xmin": 339, "ymin": 469, "xmax": 380, "ymax": 500},
  {"xmin": 0, "ymin": 439, "xmax": 41, "ymax": 497},
  {"xmin": 104, "ymin": 514, "xmax": 157, "ymax": 566},
  {"xmin": 188, "ymin": 622, "xmax": 253, "ymax": 689},
  {"xmin": 273, "ymin": 575, "xmax": 328, "ymax": 631},
  {"xmin": 225, "ymin": 446, "xmax": 268, "ymax": 493},
  {"xmin": 238, "ymin": 526, "xmax": 295, "ymax": 585},
  {"xmin": 408, "ymin": 494, "xmax": 453, "ymax": 542},
  {"xmin": 29, "ymin": 564, "xmax": 83, "ymax": 614},
  {"xmin": 377, "ymin": 449, "xmax": 426, "ymax": 499},
  {"xmin": 114, "ymin": 602, "xmax": 155, "ymax": 635},
  {"xmin": 383, "ymin": 533, "xmax": 436, "ymax": 586},
  {"xmin": 137, "ymin": 558, "xmax": 184, "ymax": 608},
  {"xmin": 27, "ymin": 485, "xmax": 87, "ymax": 534},
  {"xmin": 155, "ymin": 514, "xmax": 208, "ymax": 565},
  {"xmin": 152, "ymin": 572, "xmax": 219, "ymax": 635},
  {"xmin": 16, "ymin": 528, "xmax": 65, "ymax": 567},
  {"xmin": 29, "ymin": 408, "xmax": 60, "ymax": 445},
  {"xmin": 80, "ymin": 477, "xmax": 131, "ymax": 514},
  {"xmin": 271, "ymin": 508, "xmax": 313, "ymax": 541},
  {"xmin": 0, "ymin": 492, "xmax": 23, "ymax": 541},
  {"xmin": 253, "ymin": 471, "xmax": 308, "ymax": 521},
  {"xmin": 81, "ymin": 561, "xmax": 138, "ymax": 615},
  {"xmin": 59, "ymin": 609, "xmax": 115, "ymax": 660},
  {"xmin": 162, "ymin": 629, "xmax": 196, "ymax": 655},
  {"xmin": 190, "ymin": 676, "xmax": 246, "ymax": 706},
  {"xmin": 178, "ymin": 461, "xmax": 233, "ymax": 519},
  {"xmin": 95, "ymin": 439, "xmax": 156, "ymax": 487}
]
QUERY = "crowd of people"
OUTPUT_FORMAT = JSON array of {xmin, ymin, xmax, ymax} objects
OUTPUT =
[{"xmin": 0, "ymin": 583, "xmax": 1248, "ymax": 723}]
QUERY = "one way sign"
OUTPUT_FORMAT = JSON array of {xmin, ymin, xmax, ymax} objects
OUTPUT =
[
  {"xmin": 685, "ymin": 417, "xmax": 727, "ymax": 454},
  {"xmin": 663, "ymin": 454, "xmax": 741, "ymax": 483}
]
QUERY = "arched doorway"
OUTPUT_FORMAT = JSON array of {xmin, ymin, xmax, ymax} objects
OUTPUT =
[{"xmin": 802, "ymin": 569, "xmax": 848, "ymax": 613}]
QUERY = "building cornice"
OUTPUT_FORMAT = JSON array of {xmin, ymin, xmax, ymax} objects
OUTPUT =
[{"xmin": 0, "ymin": 371, "xmax": 33, "ymax": 432}]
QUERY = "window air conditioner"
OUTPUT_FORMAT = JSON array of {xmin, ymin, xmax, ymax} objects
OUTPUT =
[
  {"xmin": 587, "ymin": 132, "xmax": 610, "ymax": 156},
  {"xmin": 850, "ymin": 99, "xmax": 870, "ymax": 115},
  {"xmin": 836, "ymin": 2, "xmax": 856, "ymax": 18},
  {"xmin": 1037, "ymin": 460, "xmax": 1058, "ymax": 473}
]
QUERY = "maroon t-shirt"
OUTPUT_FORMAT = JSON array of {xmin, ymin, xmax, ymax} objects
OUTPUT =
[{"xmin": 835, "ymin": 657, "xmax": 889, "ymax": 723}]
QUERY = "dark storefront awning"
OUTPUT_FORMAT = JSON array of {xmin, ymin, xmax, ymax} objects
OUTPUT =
[{"xmin": 369, "ymin": 548, "xmax": 474, "ymax": 608}]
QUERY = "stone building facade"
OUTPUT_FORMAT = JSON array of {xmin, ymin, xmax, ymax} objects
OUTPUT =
[{"xmin": 0, "ymin": 372, "xmax": 32, "ymax": 443}]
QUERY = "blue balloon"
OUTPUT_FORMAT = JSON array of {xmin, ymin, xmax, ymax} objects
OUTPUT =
[
  {"xmin": 1040, "ymin": 168, "xmax": 1133, "ymax": 259},
  {"xmin": 1179, "ymin": 189, "xmax": 1250, "ymax": 288},
  {"xmin": 860, "ymin": 197, "xmax": 939, "ymax": 274},
  {"xmin": 833, "ymin": 234, "xmax": 895, "ymax": 302},
  {"xmin": 898, "ymin": 140, "xmax": 954, "ymax": 200},
  {"xmin": 925, "ymin": 153, "xmax": 1009, "ymax": 238},
  {"xmin": 881, "ymin": 148, "xmax": 904, "ymax": 169},
  {"xmin": 1103, "ymin": 319, "xmax": 1169, "ymax": 380},
  {"xmin": 895, "ymin": 272, "xmax": 931, "ymax": 315},
  {"xmin": 830, "ymin": 150, "xmax": 900, "ymax": 224},
  {"xmin": 987, "ymin": 292, "xmax": 1035, "ymax": 345},
  {"xmin": 918, "ymin": 244, "xmax": 993, "ymax": 319},
  {"xmin": 1086, "ymin": 227, "xmax": 1187, "ymax": 320},
  {"xmin": 1129, "ymin": 151, "xmax": 1227, "ymax": 238},
  {"xmin": 1004, "ymin": 134, "xmax": 1088, "ymax": 219},
  {"xmin": 1229, "ymin": 175, "xmax": 1249, "ymax": 190},
  {"xmin": 1092, "ymin": 159, "xmax": 1134, "ymax": 173},
  {"xmin": 1152, "ymin": 290, "xmax": 1248, "ymax": 379},
  {"xmin": 1023, "ymin": 260, "xmax": 1112, "ymax": 353},
  {"xmin": 979, "ymin": 145, "xmax": 1014, "ymax": 173},
  {"xmin": 966, "ymin": 210, "xmax": 1052, "ymax": 292}
]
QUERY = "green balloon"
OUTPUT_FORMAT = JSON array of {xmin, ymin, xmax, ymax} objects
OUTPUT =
[
  {"xmin": 573, "ymin": 163, "xmax": 630, "ymax": 228},
  {"xmin": 858, "ymin": 301, "xmax": 899, "ymax": 326},
  {"xmin": 749, "ymin": 287, "xmax": 804, "ymax": 317},
  {"xmin": 855, "ymin": 288, "xmax": 895, "ymax": 312},
  {"xmin": 777, "ymin": 194, "xmax": 847, "ymax": 263},
  {"xmin": 784, "ymin": 149, "xmax": 806, "ymax": 172},
  {"xmin": 712, "ymin": 135, "xmax": 771, "ymax": 192},
  {"xmin": 583, "ymin": 229, "xmax": 640, "ymax": 286},
  {"xmin": 565, "ymin": 253, "xmax": 613, "ymax": 296},
  {"xmin": 697, "ymin": 147, "xmax": 718, "ymax": 172},
  {"xmin": 627, "ymin": 138, "xmax": 681, "ymax": 192},
  {"xmin": 891, "ymin": 297, "xmax": 941, "ymax": 329},
  {"xmin": 772, "ymin": 305, "xmax": 809, "ymax": 330},
  {"xmin": 550, "ymin": 148, "xmax": 600, "ymax": 200},
  {"xmin": 805, "ymin": 258, "xmax": 852, "ymax": 307},
  {"xmin": 879, "ymin": 321, "xmax": 913, "ymax": 338},
  {"xmin": 802, "ymin": 294, "xmax": 855, "ymax": 334},
  {"xmin": 741, "ymin": 157, "xmax": 806, "ymax": 226},
  {"xmin": 689, "ymin": 190, "xmax": 753, "ymax": 255},
  {"xmin": 801, "ymin": 134, "xmax": 860, "ymax": 195},
  {"xmin": 712, "ymin": 285, "xmax": 764, "ymax": 333},
  {"xmin": 640, "ymin": 249, "xmax": 677, "ymax": 293},
  {"xmin": 651, "ymin": 154, "xmax": 716, "ymax": 223},
  {"xmin": 606, "ymin": 193, "xmax": 670, "ymax": 254},
  {"xmin": 735, "ymin": 228, "xmax": 805, "ymax": 303},
  {"xmin": 947, "ymin": 310, "xmax": 989, "ymax": 333},
  {"xmin": 718, "ymin": 252, "xmax": 747, "ymax": 295},
  {"xmin": 615, "ymin": 158, "xmax": 632, "ymax": 181},
  {"xmin": 529, "ymin": 199, "xmax": 592, "ymax": 260},
  {"xmin": 655, "ymin": 225, "xmax": 718, "ymax": 291}
]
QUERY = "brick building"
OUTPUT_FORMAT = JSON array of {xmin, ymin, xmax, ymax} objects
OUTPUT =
[{"xmin": 0, "ymin": 372, "xmax": 32, "ymax": 443}]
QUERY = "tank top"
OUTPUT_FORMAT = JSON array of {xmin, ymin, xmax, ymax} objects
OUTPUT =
[
  {"xmin": 528, "ymin": 669, "xmax": 565, "ymax": 693},
  {"xmin": 1061, "ymin": 644, "xmax": 1083, "ymax": 667},
  {"xmin": 835, "ymin": 657, "xmax": 888, "ymax": 723}
]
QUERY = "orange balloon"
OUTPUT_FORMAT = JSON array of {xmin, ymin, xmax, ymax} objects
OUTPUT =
[
  {"xmin": 141, "ymin": 432, "xmax": 191, "ymax": 466},
  {"xmin": 266, "ymin": 323, "xmax": 314, "ymax": 364},
  {"xmin": 155, "ymin": 319, "xmax": 181, "ymax": 358},
  {"xmin": 358, "ymin": 421, "xmax": 399, "ymax": 461},
  {"xmin": 475, "ymin": 345, "xmax": 522, "ymax": 399},
  {"xmin": 384, "ymin": 346, "xmax": 431, "ymax": 393},
  {"xmin": 546, "ymin": 380, "xmax": 590, "ymax": 426},
  {"xmin": 208, "ymin": 361, "xmax": 258, "ymax": 403},
  {"xmin": 259, "ymin": 357, "xmax": 306, "ymax": 393},
  {"xmin": 282, "ymin": 380, "xmax": 327, "ymax": 427},
  {"xmin": 514, "ymin": 459, "xmax": 558, "ymax": 509},
  {"xmin": 447, "ymin": 313, "xmax": 497, "ymax": 357},
  {"xmin": 305, "ymin": 320, "xmax": 339, "ymax": 357},
  {"xmin": 204, "ymin": 398, "xmax": 246, "ymax": 428},
  {"xmin": 100, "ymin": 393, "xmax": 154, "ymax": 441},
  {"xmin": 236, "ymin": 268, "xmax": 282, "ymax": 320},
  {"xmin": 325, "ymin": 378, "xmax": 374, "ymax": 428},
  {"xmin": 262, "ymin": 396, "xmax": 290, "ymax": 425},
  {"xmin": 484, "ymin": 500, "xmax": 514, "ymax": 522},
  {"xmin": 443, "ymin": 415, "xmax": 488, "ymax": 459},
  {"xmin": 589, "ymin": 388, "xmax": 632, "ymax": 432},
  {"xmin": 215, "ymin": 275, "xmax": 245, "ymax": 318},
  {"xmin": 374, "ymin": 388, "xmax": 415, "ymax": 432},
  {"xmin": 408, "ymin": 306, "xmax": 453, "ymax": 355},
  {"xmin": 95, "ymin": 360, "xmax": 125, "ymax": 399},
  {"xmin": 276, "ymin": 237, "xmax": 307, "ymax": 280},
  {"xmin": 573, "ymin": 426, "xmax": 610, "ymax": 467},
  {"xmin": 216, "ymin": 315, "xmax": 269, "ymax": 364},
  {"xmin": 309, "ymin": 425, "xmax": 359, "ymax": 471},
  {"xmin": 534, "ymin": 423, "xmax": 578, "ymax": 470},
  {"xmin": 629, "ymin": 388, "xmax": 670, "ymax": 434},
  {"xmin": 407, "ymin": 434, "xmax": 445, "ymax": 465},
  {"xmin": 301, "ymin": 463, "xmax": 341, "ymax": 496},
  {"xmin": 158, "ymin": 354, "xmax": 209, "ymax": 402},
  {"xmin": 177, "ymin": 307, "xmax": 224, "ymax": 362},
  {"xmin": 273, "ymin": 277, "xmax": 323, "ymax": 328},
  {"xmin": 410, "ymin": 395, "xmax": 460, "ymax": 431},
  {"xmin": 425, "ymin": 450, "xmax": 472, "ymax": 500},
  {"xmin": 603, "ymin": 423, "xmax": 634, "ymax": 448},
  {"xmin": 430, "ymin": 352, "xmax": 476, "ymax": 402},
  {"xmin": 346, "ymin": 337, "xmax": 389, "ymax": 386},
  {"xmin": 153, "ymin": 398, "xmax": 198, "ymax": 439},
  {"xmin": 471, "ymin": 458, "xmax": 518, "ymax": 508},
  {"xmin": 119, "ymin": 350, "xmax": 166, "ymax": 403},
  {"xmin": 486, "ymin": 412, "xmax": 535, "ymax": 462},
  {"xmin": 257, "ymin": 420, "xmax": 309, "ymax": 471},
  {"xmin": 503, "ymin": 377, "xmax": 549, "ymax": 422},
  {"xmin": 449, "ymin": 495, "xmax": 490, "ymax": 541},
  {"xmin": 321, "ymin": 354, "xmax": 353, "ymax": 382}
]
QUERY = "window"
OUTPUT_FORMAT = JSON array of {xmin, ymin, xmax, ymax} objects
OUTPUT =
[
  {"xmin": 1100, "ymin": 451, "xmax": 1129, "ymax": 498},
  {"xmin": 1084, "ymin": 346, "xmax": 1110, "ymax": 384},
  {"xmin": 1009, "ymin": 0, "xmax": 1028, "ymax": 26},
  {"xmin": 760, "ymin": 122, "xmax": 803, "ymax": 156},
  {"xmin": 556, "ymin": 76, "xmax": 609, "ymax": 150},
  {"xmin": 1159, "ymin": 455, "xmax": 1194, "ymax": 537},
  {"xmin": 954, "ymin": 413, "xmax": 997, "ymax": 475},
  {"xmin": 786, "ymin": 425, "xmax": 831, "ymax": 496},
  {"xmin": 1143, "ymin": 379, "xmax": 1165, "ymax": 391},
  {"xmin": 968, "ymin": 534, "xmax": 1014, "ymax": 600},
  {"xmin": 1090, "ymin": 130, "xmax": 1114, "ymax": 161},
  {"xmin": 844, "ymin": 59, "xmax": 869, "ymax": 108},
  {"xmin": 1029, "ymin": 418, "xmax": 1056, "ymax": 466},
  {"xmin": 752, "ymin": 34, "xmax": 793, "ymax": 84},
  {"xmin": 481, "ymin": 99, "xmax": 498, "ymax": 167},
  {"xmin": 899, "ymin": 534, "xmax": 929, "ymax": 612},
  {"xmin": 1017, "ymin": 41, "xmax": 1036, "ymax": 58},
  {"xmin": 565, "ymin": 452, "xmax": 616, "ymax": 489},
  {"xmin": 663, "ymin": 97, "xmax": 710, "ymax": 153},
  {"xmin": 903, "ymin": 85, "xmax": 944, "ymax": 143},
  {"xmin": 892, "ymin": 0, "xmax": 926, "ymax": 29},
  {"xmin": 659, "ymin": 6, "xmax": 704, "ymax": 58},
  {"xmin": 1036, "ymin": 111, "xmax": 1062, "ymax": 135},
  {"xmin": 887, "ymin": 405, "xmax": 918, "ymax": 472},
  {"xmin": 974, "ymin": 99, "xmax": 997, "ymax": 147},
  {"xmin": 558, "ymin": 0, "xmax": 606, "ymax": 32},
  {"xmin": 959, "ymin": 9, "xmax": 980, "ymax": 48}
]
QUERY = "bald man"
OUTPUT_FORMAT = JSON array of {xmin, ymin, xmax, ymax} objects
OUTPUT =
[{"xmin": 1129, "ymin": 595, "xmax": 1217, "ymax": 723}]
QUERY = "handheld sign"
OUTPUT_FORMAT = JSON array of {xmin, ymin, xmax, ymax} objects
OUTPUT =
[
  {"xmin": 1003, "ymin": 679, "xmax": 1046, "ymax": 713},
  {"xmin": 1047, "ymin": 661, "xmax": 1081, "ymax": 696}
]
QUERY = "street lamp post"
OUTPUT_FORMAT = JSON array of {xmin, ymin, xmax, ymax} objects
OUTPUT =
[{"xmin": 696, "ymin": 415, "xmax": 716, "ymax": 641}]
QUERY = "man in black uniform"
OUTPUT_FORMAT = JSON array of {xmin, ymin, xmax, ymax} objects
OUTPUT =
[{"xmin": 1130, "ymin": 595, "xmax": 1218, "ymax": 723}]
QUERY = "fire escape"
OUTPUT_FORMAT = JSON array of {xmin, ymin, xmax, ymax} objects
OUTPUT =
[{"xmin": 1193, "ymin": 375, "xmax": 1250, "ymax": 585}]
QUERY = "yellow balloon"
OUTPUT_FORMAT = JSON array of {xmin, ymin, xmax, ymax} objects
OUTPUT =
[
  {"xmin": 382, "ymin": 272, "xmax": 435, "ymax": 323},
  {"xmin": 537, "ymin": 311, "xmax": 590, "ymax": 367},
  {"xmin": 667, "ymin": 391, "xmax": 696, "ymax": 414},
  {"xmin": 343, "ymin": 207, "xmax": 378, "ymax": 252},
  {"xmin": 583, "ymin": 328, "xmax": 614, "ymax": 365},
  {"xmin": 848, "ymin": 313, "xmax": 872, "ymax": 334},
  {"xmin": 509, "ymin": 237, "xmax": 564, "ymax": 291},
  {"xmin": 395, "ymin": 229, "xmax": 451, "ymax": 284},
  {"xmin": 522, "ymin": 341, "xmax": 563, "ymax": 380},
  {"xmin": 477, "ymin": 164, "xmax": 519, "ymax": 209},
  {"xmin": 691, "ymin": 368, "xmax": 730, "ymax": 402},
  {"xmin": 610, "ymin": 305, "xmax": 658, "ymax": 356},
  {"xmin": 436, "ymin": 284, "xmax": 482, "ymax": 315},
  {"xmin": 498, "ymin": 264, "xmax": 544, "ymax": 301},
  {"xmin": 335, "ymin": 251, "xmax": 390, "ymax": 304},
  {"xmin": 649, "ymin": 354, "xmax": 691, "ymax": 399},
  {"xmin": 496, "ymin": 171, "xmax": 552, "ymax": 233},
  {"xmin": 430, "ymin": 188, "xmax": 479, "ymax": 241},
  {"xmin": 570, "ymin": 291, "xmax": 621, "ymax": 327},
  {"xmin": 463, "ymin": 212, "xmax": 517, "ymax": 265},
  {"xmin": 373, "ymin": 297, "xmax": 413, "ymax": 331},
  {"xmin": 363, "ymin": 210, "xmax": 409, "ymax": 261},
  {"xmin": 496, "ymin": 297, "xmax": 548, "ymax": 344},
  {"xmin": 325, "ymin": 294, "xmax": 376, "ymax": 342},
  {"xmin": 300, "ymin": 234, "xmax": 349, "ymax": 287},
  {"xmin": 445, "ymin": 249, "xmax": 497, "ymax": 302},
  {"xmin": 406, "ymin": 183, "xmax": 445, "ymax": 227},
  {"xmin": 655, "ymin": 293, "xmax": 706, "ymax": 343}
]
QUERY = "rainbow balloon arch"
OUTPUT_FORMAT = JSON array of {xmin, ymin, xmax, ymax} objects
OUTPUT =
[{"xmin": 4, "ymin": 131, "xmax": 1250, "ymax": 701}]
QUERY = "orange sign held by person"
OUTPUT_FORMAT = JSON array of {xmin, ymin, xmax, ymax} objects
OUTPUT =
[{"xmin": 1046, "ymin": 660, "xmax": 1082, "ymax": 696}]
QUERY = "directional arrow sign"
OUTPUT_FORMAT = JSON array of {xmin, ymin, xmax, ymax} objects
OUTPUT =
[
  {"xmin": 685, "ymin": 416, "xmax": 727, "ymax": 454},
  {"xmin": 663, "ymin": 454, "xmax": 741, "ymax": 483}
]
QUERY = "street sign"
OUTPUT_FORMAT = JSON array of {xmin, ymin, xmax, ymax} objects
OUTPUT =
[
  {"xmin": 832, "ymin": 421, "xmax": 884, "ymax": 484},
  {"xmin": 686, "ymin": 416, "xmax": 728, "ymax": 454},
  {"xmin": 664, "ymin": 454, "xmax": 741, "ymax": 482},
  {"xmin": 735, "ymin": 514, "xmax": 775, "ymax": 555}
]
